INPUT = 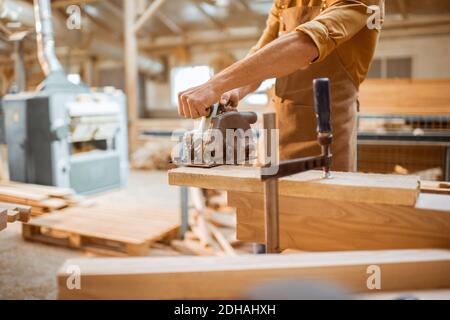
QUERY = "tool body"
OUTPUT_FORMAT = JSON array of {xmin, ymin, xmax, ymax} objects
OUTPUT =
[
  {"xmin": 178, "ymin": 104, "xmax": 258, "ymax": 168},
  {"xmin": 261, "ymin": 78, "xmax": 333, "ymax": 253}
]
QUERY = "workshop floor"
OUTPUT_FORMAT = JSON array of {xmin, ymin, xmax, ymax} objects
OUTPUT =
[{"xmin": 0, "ymin": 170, "xmax": 180, "ymax": 300}]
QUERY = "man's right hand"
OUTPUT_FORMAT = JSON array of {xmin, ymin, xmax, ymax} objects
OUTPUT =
[
  {"xmin": 220, "ymin": 88, "xmax": 240, "ymax": 112},
  {"xmin": 220, "ymin": 82, "xmax": 262, "ymax": 112}
]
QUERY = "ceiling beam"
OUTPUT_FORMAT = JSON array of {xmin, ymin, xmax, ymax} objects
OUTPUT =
[
  {"xmin": 156, "ymin": 12, "xmax": 183, "ymax": 35},
  {"xmin": 139, "ymin": 27, "xmax": 260, "ymax": 50},
  {"xmin": 134, "ymin": 0, "xmax": 167, "ymax": 33},
  {"xmin": 191, "ymin": 1, "xmax": 224, "ymax": 30},
  {"xmin": 52, "ymin": 0, "xmax": 100, "ymax": 9}
]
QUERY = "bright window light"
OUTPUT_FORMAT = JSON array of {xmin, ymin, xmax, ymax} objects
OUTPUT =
[
  {"xmin": 171, "ymin": 66, "xmax": 213, "ymax": 107},
  {"xmin": 257, "ymin": 78, "xmax": 276, "ymax": 92},
  {"xmin": 245, "ymin": 93, "xmax": 268, "ymax": 105},
  {"xmin": 67, "ymin": 74, "xmax": 81, "ymax": 85},
  {"xmin": 244, "ymin": 78, "xmax": 276, "ymax": 105}
]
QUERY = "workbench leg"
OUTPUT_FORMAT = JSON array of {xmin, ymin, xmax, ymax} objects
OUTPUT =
[
  {"xmin": 264, "ymin": 179, "xmax": 280, "ymax": 254},
  {"xmin": 446, "ymin": 147, "xmax": 450, "ymax": 182},
  {"xmin": 179, "ymin": 187, "xmax": 189, "ymax": 239}
]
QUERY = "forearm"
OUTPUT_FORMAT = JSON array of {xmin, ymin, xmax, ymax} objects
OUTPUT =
[
  {"xmin": 210, "ymin": 32, "xmax": 318, "ymax": 95},
  {"xmin": 237, "ymin": 81, "xmax": 262, "ymax": 98}
]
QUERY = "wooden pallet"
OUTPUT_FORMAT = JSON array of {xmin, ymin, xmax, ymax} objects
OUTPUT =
[{"xmin": 23, "ymin": 207, "xmax": 180, "ymax": 256}]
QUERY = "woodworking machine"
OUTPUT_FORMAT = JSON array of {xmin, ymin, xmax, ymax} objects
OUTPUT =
[
  {"xmin": 176, "ymin": 103, "xmax": 258, "ymax": 167},
  {"xmin": 261, "ymin": 78, "xmax": 333, "ymax": 254},
  {"xmin": 1, "ymin": 0, "xmax": 128, "ymax": 194}
]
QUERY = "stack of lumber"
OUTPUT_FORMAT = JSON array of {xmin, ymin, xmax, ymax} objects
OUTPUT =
[
  {"xmin": 0, "ymin": 181, "xmax": 77, "ymax": 216},
  {"xmin": 170, "ymin": 207, "xmax": 240, "ymax": 256},
  {"xmin": 168, "ymin": 187, "xmax": 249, "ymax": 256},
  {"xmin": 58, "ymin": 249, "xmax": 450, "ymax": 299}
]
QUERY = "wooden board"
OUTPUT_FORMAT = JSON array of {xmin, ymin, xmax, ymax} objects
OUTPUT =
[
  {"xmin": 0, "ymin": 209, "xmax": 6, "ymax": 232},
  {"xmin": 230, "ymin": 192, "xmax": 450, "ymax": 251},
  {"xmin": 23, "ymin": 207, "xmax": 180, "ymax": 256},
  {"xmin": 0, "ymin": 181, "xmax": 74, "ymax": 198},
  {"xmin": 168, "ymin": 166, "xmax": 420, "ymax": 206},
  {"xmin": 0, "ymin": 202, "xmax": 31, "ymax": 223},
  {"xmin": 358, "ymin": 289, "xmax": 450, "ymax": 300},
  {"xmin": 58, "ymin": 249, "xmax": 450, "ymax": 299},
  {"xmin": 359, "ymin": 79, "xmax": 450, "ymax": 116},
  {"xmin": 0, "ymin": 182, "xmax": 75, "ymax": 215},
  {"xmin": 421, "ymin": 181, "xmax": 450, "ymax": 195}
]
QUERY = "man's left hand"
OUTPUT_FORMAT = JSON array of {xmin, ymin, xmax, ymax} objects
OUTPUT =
[{"xmin": 178, "ymin": 83, "xmax": 220, "ymax": 119}]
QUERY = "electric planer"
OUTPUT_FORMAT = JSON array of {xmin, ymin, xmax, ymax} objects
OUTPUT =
[{"xmin": 176, "ymin": 104, "xmax": 258, "ymax": 168}]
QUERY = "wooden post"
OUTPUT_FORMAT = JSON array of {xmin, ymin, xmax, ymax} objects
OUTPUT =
[
  {"xmin": 262, "ymin": 113, "xmax": 280, "ymax": 254},
  {"xmin": 124, "ymin": 0, "xmax": 139, "ymax": 154}
]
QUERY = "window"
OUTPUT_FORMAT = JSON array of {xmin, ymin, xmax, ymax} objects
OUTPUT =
[
  {"xmin": 244, "ymin": 78, "xmax": 276, "ymax": 105},
  {"xmin": 67, "ymin": 74, "xmax": 81, "ymax": 85},
  {"xmin": 367, "ymin": 59, "xmax": 382, "ymax": 78},
  {"xmin": 367, "ymin": 57, "xmax": 412, "ymax": 79},
  {"xmin": 170, "ymin": 65, "xmax": 213, "ymax": 107},
  {"xmin": 387, "ymin": 57, "xmax": 412, "ymax": 79}
]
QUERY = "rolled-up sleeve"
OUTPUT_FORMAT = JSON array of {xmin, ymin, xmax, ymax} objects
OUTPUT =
[
  {"xmin": 296, "ymin": 0, "xmax": 380, "ymax": 63},
  {"xmin": 248, "ymin": 2, "xmax": 281, "ymax": 55}
]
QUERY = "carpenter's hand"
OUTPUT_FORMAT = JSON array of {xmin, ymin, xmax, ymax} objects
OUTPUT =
[
  {"xmin": 220, "ymin": 88, "xmax": 240, "ymax": 112},
  {"xmin": 178, "ymin": 83, "xmax": 219, "ymax": 119}
]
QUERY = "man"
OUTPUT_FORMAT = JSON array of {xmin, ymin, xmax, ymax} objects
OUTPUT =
[{"xmin": 178, "ymin": 0, "xmax": 384, "ymax": 172}]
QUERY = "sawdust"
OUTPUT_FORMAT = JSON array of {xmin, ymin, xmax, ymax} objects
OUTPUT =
[{"xmin": 0, "ymin": 223, "xmax": 86, "ymax": 300}]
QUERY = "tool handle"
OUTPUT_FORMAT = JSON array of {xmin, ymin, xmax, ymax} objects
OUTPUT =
[
  {"xmin": 239, "ymin": 112, "xmax": 258, "ymax": 125},
  {"xmin": 313, "ymin": 78, "xmax": 332, "ymax": 134}
]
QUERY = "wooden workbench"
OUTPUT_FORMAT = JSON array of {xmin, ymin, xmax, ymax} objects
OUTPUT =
[{"xmin": 168, "ymin": 166, "xmax": 450, "ymax": 251}]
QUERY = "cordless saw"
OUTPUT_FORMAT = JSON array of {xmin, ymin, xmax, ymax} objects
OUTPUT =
[{"xmin": 176, "ymin": 104, "xmax": 258, "ymax": 168}]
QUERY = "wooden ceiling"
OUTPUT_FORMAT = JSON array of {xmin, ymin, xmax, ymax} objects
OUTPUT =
[{"xmin": 23, "ymin": 0, "xmax": 450, "ymax": 39}]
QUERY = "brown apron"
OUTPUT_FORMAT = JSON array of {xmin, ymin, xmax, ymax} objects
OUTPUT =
[{"xmin": 275, "ymin": 0, "xmax": 358, "ymax": 172}]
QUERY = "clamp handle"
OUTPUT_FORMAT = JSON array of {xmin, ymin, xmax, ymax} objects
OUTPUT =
[{"xmin": 313, "ymin": 78, "xmax": 332, "ymax": 134}]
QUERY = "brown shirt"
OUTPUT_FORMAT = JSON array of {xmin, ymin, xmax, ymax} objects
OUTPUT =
[{"xmin": 250, "ymin": 0, "xmax": 384, "ymax": 88}]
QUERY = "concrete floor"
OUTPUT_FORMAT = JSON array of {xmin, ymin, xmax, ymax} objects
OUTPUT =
[{"xmin": 0, "ymin": 170, "xmax": 180, "ymax": 300}]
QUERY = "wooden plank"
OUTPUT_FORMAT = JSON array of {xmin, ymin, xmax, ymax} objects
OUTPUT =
[
  {"xmin": 421, "ymin": 181, "xmax": 450, "ymax": 195},
  {"xmin": 359, "ymin": 79, "xmax": 450, "ymax": 116},
  {"xmin": 0, "ymin": 209, "xmax": 7, "ymax": 231},
  {"xmin": 358, "ymin": 289, "xmax": 450, "ymax": 300},
  {"xmin": 0, "ymin": 202, "xmax": 31, "ymax": 223},
  {"xmin": 168, "ymin": 166, "xmax": 420, "ymax": 206},
  {"xmin": 0, "ymin": 201, "xmax": 32, "ymax": 214},
  {"xmin": 230, "ymin": 192, "xmax": 450, "ymax": 251},
  {"xmin": 0, "ymin": 186, "xmax": 48, "ymax": 202},
  {"xmin": 58, "ymin": 250, "xmax": 450, "ymax": 299},
  {"xmin": 0, "ymin": 181, "xmax": 74, "ymax": 198},
  {"xmin": 170, "ymin": 239, "xmax": 216, "ymax": 256},
  {"xmin": 207, "ymin": 222, "xmax": 237, "ymax": 256}
]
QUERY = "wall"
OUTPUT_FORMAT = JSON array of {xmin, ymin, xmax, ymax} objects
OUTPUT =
[{"xmin": 375, "ymin": 33, "xmax": 450, "ymax": 78}]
